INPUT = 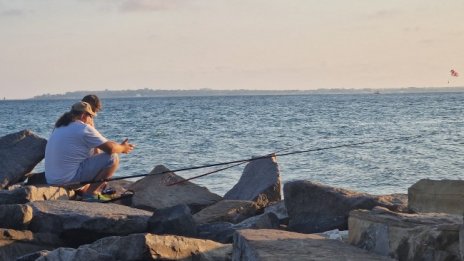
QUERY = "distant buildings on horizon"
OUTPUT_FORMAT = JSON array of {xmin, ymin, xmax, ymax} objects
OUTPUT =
[{"xmin": 29, "ymin": 86, "xmax": 464, "ymax": 100}]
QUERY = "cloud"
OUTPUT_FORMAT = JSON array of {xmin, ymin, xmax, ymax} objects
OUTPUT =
[
  {"xmin": 0, "ymin": 8, "xmax": 25, "ymax": 16},
  {"xmin": 119, "ymin": 0, "xmax": 187, "ymax": 12},
  {"xmin": 366, "ymin": 9, "xmax": 400, "ymax": 20}
]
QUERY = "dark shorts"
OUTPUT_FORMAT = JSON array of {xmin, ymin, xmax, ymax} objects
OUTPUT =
[{"xmin": 68, "ymin": 153, "xmax": 118, "ymax": 187}]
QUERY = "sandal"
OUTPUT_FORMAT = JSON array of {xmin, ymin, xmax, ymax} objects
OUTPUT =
[{"xmin": 81, "ymin": 193, "xmax": 112, "ymax": 202}]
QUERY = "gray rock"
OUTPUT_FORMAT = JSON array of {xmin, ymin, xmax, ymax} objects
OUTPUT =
[
  {"xmin": 0, "ymin": 204, "xmax": 33, "ymax": 230},
  {"xmin": 284, "ymin": 180, "xmax": 408, "ymax": 233},
  {"xmin": 147, "ymin": 204, "xmax": 197, "ymax": 237},
  {"xmin": 0, "ymin": 229, "xmax": 62, "ymax": 261},
  {"xmin": 264, "ymin": 200, "xmax": 288, "ymax": 224},
  {"xmin": 193, "ymin": 200, "xmax": 260, "ymax": 225},
  {"xmin": 129, "ymin": 165, "xmax": 222, "ymax": 212},
  {"xmin": 25, "ymin": 172, "xmax": 47, "ymax": 186},
  {"xmin": 16, "ymin": 250, "xmax": 50, "ymax": 261},
  {"xmin": 197, "ymin": 213, "xmax": 280, "ymax": 243},
  {"xmin": 0, "ymin": 130, "xmax": 47, "ymax": 189},
  {"xmin": 197, "ymin": 222, "xmax": 236, "ymax": 243},
  {"xmin": 33, "ymin": 233, "xmax": 232, "ymax": 261},
  {"xmin": 460, "ymin": 220, "xmax": 464, "ymax": 261},
  {"xmin": 232, "ymin": 229, "xmax": 393, "ymax": 261},
  {"xmin": 224, "ymin": 156, "xmax": 281, "ymax": 208},
  {"xmin": 408, "ymin": 179, "xmax": 464, "ymax": 215},
  {"xmin": 349, "ymin": 207, "xmax": 462, "ymax": 260},
  {"xmin": 0, "ymin": 185, "xmax": 74, "ymax": 205},
  {"xmin": 26, "ymin": 200, "xmax": 152, "ymax": 246}
]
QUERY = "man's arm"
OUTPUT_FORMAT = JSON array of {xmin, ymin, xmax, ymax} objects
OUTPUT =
[{"xmin": 97, "ymin": 139, "xmax": 134, "ymax": 154}]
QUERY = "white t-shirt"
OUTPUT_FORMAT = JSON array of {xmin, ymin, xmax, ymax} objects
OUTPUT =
[{"xmin": 45, "ymin": 121, "xmax": 108, "ymax": 185}]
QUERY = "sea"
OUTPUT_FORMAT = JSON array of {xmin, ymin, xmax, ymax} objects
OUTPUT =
[{"xmin": 1, "ymin": 92, "xmax": 463, "ymax": 196}]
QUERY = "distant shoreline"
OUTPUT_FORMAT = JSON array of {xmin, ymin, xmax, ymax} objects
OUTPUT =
[{"xmin": 26, "ymin": 86, "xmax": 464, "ymax": 100}]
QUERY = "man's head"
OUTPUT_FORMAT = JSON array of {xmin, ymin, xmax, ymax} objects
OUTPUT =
[
  {"xmin": 82, "ymin": 94, "xmax": 102, "ymax": 114},
  {"xmin": 71, "ymin": 101, "xmax": 96, "ymax": 117}
]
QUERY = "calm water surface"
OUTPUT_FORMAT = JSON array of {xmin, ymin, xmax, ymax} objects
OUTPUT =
[{"xmin": 1, "ymin": 93, "xmax": 463, "ymax": 195}]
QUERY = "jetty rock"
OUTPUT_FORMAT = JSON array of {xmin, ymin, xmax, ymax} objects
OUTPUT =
[
  {"xmin": 408, "ymin": 179, "xmax": 464, "ymax": 215},
  {"xmin": 129, "ymin": 165, "xmax": 222, "ymax": 212},
  {"xmin": 232, "ymin": 229, "xmax": 392, "ymax": 261},
  {"xmin": 147, "ymin": 204, "xmax": 197, "ymax": 237},
  {"xmin": 0, "ymin": 185, "xmax": 74, "ymax": 205},
  {"xmin": 197, "ymin": 212, "xmax": 280, "ymax": 243},
  {"xmin": 0, "ymin": 228, "xmax": 63, "ymax": 261},
  {"xmin": 224, "ymin": 156, "xmax": 281, "ymax": 208},
  {"xmin": 19, "ymin": 233, "xmax": 232, "ymax": 261},
  {"xmin": 193, "ymin": 200, "xmax": 260, "ymax": 225},
  {"xmin": 0, "ymin": 200, "xmax": 152, "ymax": 246},
  {"xmin": 284, "ymin": 180, "xmax": 408, "ymax": 233},
  {"xmin": 0, "ymin": 130, "xmax": 47, "ymax": 189},
  {"xmin": 349, "ymin": 206, "xmax": 462, "ymax": 260}
]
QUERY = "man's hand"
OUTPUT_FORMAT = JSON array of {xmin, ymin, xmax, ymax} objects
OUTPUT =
[{"xmin": 121, "ymin": 138, "xmax": 135, "ymax": 154}]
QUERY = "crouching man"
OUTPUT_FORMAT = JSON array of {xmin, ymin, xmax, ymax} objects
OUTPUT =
[{"xmin": 45, "ymin": 101, "xmax": 134, "ymax": 201}]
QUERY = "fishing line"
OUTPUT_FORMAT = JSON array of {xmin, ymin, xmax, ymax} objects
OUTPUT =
[{"xmin": 72, "ymin": 133, "xmax": 424, "ymax": 187}]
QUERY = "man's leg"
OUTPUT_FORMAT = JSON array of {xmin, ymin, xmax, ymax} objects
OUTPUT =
[{"xmin": 83, "ymin": 154, "xmax": 119, "ymax": 195}]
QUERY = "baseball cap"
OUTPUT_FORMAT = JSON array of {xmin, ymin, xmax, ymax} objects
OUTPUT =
[{"xmin": 71, "ymin": 101, "xmax": 96, "ymax": 116}]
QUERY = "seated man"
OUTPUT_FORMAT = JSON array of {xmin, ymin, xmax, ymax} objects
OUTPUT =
[{"xmin": 45, "ymin": 101, "xmax": 134, "ymax": 201}]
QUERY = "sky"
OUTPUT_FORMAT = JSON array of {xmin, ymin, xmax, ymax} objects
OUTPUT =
[{"xmin": 0, "ymin": 0, "xmax": 463, "ymax": 99}]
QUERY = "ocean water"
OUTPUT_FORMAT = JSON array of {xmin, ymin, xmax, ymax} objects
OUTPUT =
[{"xmin": 1, "ymin": 93, "xmax": 463, "ymax": 196}]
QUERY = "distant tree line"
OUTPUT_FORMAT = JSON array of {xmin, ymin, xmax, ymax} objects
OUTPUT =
[{"xmin": 31, "ymin": 87, "xmax": 464, "ymax": 100}]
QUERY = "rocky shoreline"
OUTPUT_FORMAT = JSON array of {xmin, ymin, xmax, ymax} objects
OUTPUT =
[{"xmin": 0, "ymin": 130, "xmax": 463, "ymax": 260}]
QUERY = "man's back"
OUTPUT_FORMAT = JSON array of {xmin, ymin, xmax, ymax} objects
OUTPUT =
[{"xmin": 45, "ymin": 121, "xmax": 107, "ymax": 184}]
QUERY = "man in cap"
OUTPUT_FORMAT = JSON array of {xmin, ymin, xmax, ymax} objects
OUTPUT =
[{"xmin": 45, "ymin": 101, "xmax": 134, "ymax": 201}]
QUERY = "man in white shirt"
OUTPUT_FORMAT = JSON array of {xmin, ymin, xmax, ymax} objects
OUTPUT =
[{"xmin": 45, "ymin": 101, "xmax": 134, "ymax": 201}]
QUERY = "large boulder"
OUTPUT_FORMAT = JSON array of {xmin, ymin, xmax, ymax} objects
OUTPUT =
[
  {"xmin": 284, "ymin": 180, "xmax": 408, "ymax": 233},
  {"xmin": 460, "ymin": 220, "xmax": 464, "ymax": 261},
  {"xmin": 348, "ymin": 207, "xmax": 462, "ymax": 260},
  {"xmin": 224, "ymin": 156, "xmax": 281, "ymax": 207},
  {"xmin": 26, "ymin": 233, "xmax": 232, "ymax": 261},
  {"xmin": 197, "ymin": 212, "xmax": 280, "ymax": 243},
  {"xmin": 263, "ymin": 200, "xmax": 288, "ymax": 224},
  {"xmin": 128, "ymin": 165, "xmax": 222, "ymax": 212},
  {"xmin": 408, "ymin": 179, "xmax": 464, "ymax": 215},
  {"xmin": 0, "ymin": 204, "xmax": 33, "ymax": 230},
  {"xmin": 147, "ymin": 204, "xmax": 197, "ymax": 237},
  {"xmin": 232, "ymin": 229, "xmax": 393, "ymax": 260},
  {"xmin": 193, "ymin": 200, "xmax": 260, "ymax": 225},
  {"xmin": 0, "ymin": 130, "xmax": 47, "ymax": 188},
  {"xmin": 25, "ymin": 200, "xmax": 152, "ymax": 246},
  {"xmin": 0, "ymin": 228, "xmax": 62, "ymax": 261},
  {"xmin": 0, "ymin": 185, "xmax": 74, "ymax": 205}
]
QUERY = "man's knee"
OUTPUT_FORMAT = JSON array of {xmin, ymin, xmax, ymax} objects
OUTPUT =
[{"xmin": 110, "ymin": 153, "xmax": 119, "ymax": 167}]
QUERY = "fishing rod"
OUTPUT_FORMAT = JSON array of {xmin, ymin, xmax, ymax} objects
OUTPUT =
[{"xmin": 74, "ymin": 133, "xmax": 424, "ymax": 187}]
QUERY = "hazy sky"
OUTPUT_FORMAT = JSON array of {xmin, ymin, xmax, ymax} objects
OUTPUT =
[{"xmin": 1, "ymin": 0, "xmax": 463, "ymax": 99}]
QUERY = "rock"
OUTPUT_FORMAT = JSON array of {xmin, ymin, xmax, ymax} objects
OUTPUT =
[
  {"xmin": 408, "ymin": 179, "xmax": 464, "ymax": 215},
  {"xmin": 32, "ymin": 233, "xmax": 232, "ymax": 260},
  {"xmin": 0, "ymin": 204, "xmax": 33, "ymax": 230},
  {"xmin": 232, "ymin": 229, "xmax": 393, "ymax": 260},
  {"xmin": 0, "ymin": 228, "xmax": 62, "ymax": 261},
  {"xmin": 26, "ymin": 200, "xmax": 152, "ymax": 246},
  {"xmin": 25, "ymin": 172, "xmax": 47, "ymax": 186},
  {"xmin": 147, "ymin": 204, "xmax": 197, "ymax": 237},
  {"xmin": 128, "ymin": 165, "xmax": 222, "ymax": 212},
  {"xmin": 0, "ymin": 130, "xmax": 47, "ymax": 189},
  {"xmin": 224, "ymin": 156, "xmax": 281, "ymax": 207},
  {"xmin": 348, "ymin": 207, "xmax": 462, "ymax": 260},
  {"xmin": 460, "ymin": 220, "xmax": 464, "ymax": 261},
  {"xmin": 16, "ymin": 250, "xmax": 49, "ymax": 261},
  {"xmin": 284, "ymin": 180, "xmax": 408, "ymax": 233},
  {"xmin": 263, "ymin": 200, "xmax": 288, "ymax": 224},
  {"xmin": 197, "ymin": 222, "xmax": 236, "ymax": 243},
  {"xmin": 193, "ymin": 200, "xmax": 260, "ymax": 225},
  {"xmin": 197, "ymin": 213, "xmax": 280, "ymax": 243},
  {"xmin": 0, "ymin": 185, "xmax": 74, "ymax": 205},
  {"xmin": 317, "ymin": 229, "xmax": 349, "ymax": 242}
]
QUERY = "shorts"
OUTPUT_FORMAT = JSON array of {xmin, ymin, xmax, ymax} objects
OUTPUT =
[{"xmin": 67, "ymin": 153, "xmax": 118, "ymax": 188}]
